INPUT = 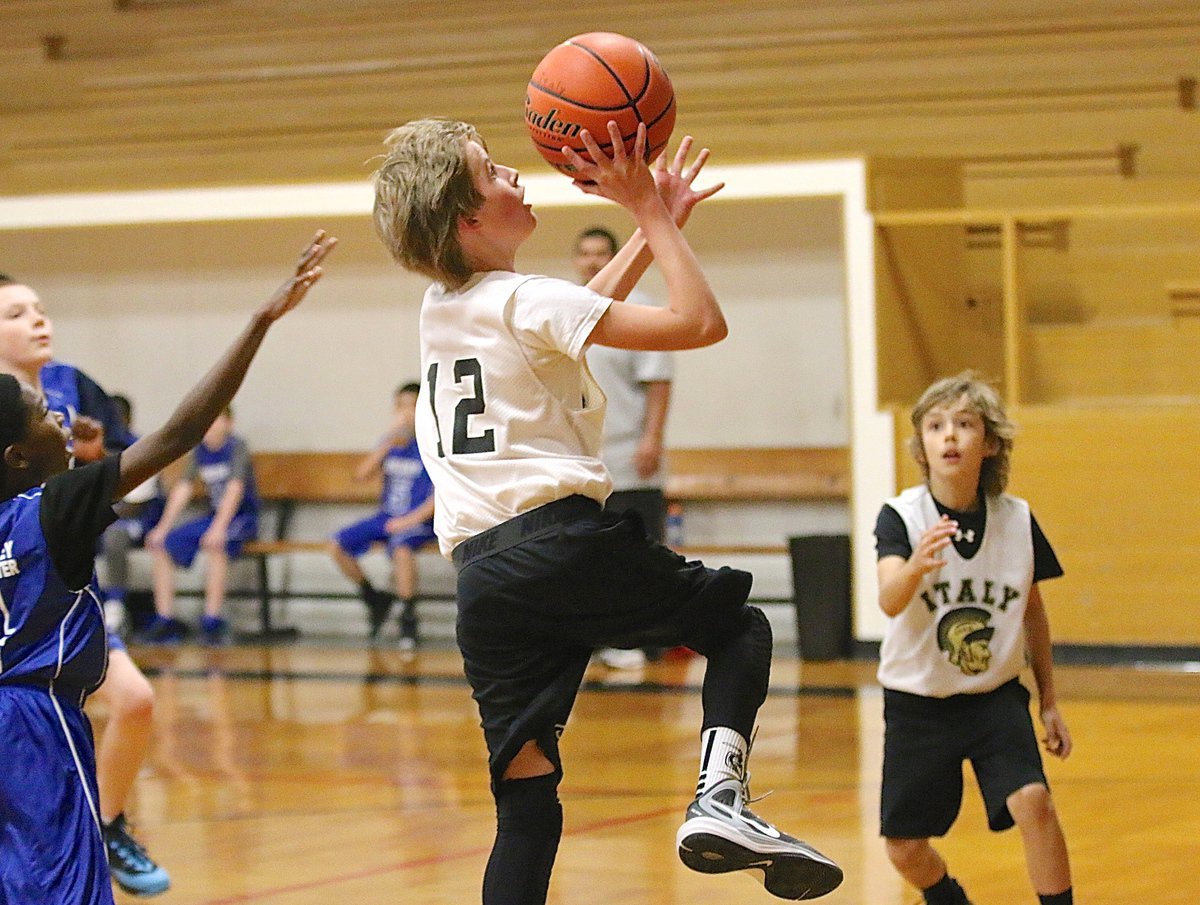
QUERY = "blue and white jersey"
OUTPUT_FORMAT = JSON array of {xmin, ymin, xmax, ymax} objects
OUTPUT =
[
  {"xmin": 41, "ymin": 360, "xmax": 134, "ymax": 450},
  {"xmin": 0, "ymin": 458, "xmax": 118, "ymax": 702},
  {"xmin": 188, "ymin": 436, "xmax": 260, "ymax": 518},
  {"xmin": 41, "ymin": 360, "xmax": 84, "ymax": 428},
  {"xmin": 0, "ymin": 457, "xmax": 120, "ymax": 905},
  {"xmin": 381, "ymin": 438, "xmax": 434, "ymax": 518}
]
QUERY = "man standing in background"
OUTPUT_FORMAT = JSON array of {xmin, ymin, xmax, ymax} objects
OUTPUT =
[{"xmin": 574, "ymin": 226, "xmax": 674, "ymax": 670}]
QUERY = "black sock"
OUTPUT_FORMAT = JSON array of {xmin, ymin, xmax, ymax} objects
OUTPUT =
[
  {"xmin": 698, "ymin": 606, "xmax": 772, "ymax": 741},
  {"xmin": 358, "ymin": 579, "xmax": 376, "ymax": 601},
  {"xmin": 481, "ymin": 773, "xmax": 562, "ymax": 905},
  {"xmin": 1039, "ymin": 890, "xmax": 1073, "ymax": 905},
  {"xmin": 923, "ymin": 873, "xmax": 969, "ymax": 905}
]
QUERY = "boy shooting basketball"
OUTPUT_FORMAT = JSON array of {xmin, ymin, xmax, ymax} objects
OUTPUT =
[{"xmin": 372, "ymin": 119, "xmax": 843, "ymax": 902}]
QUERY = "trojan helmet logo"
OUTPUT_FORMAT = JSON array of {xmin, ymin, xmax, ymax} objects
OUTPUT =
[
  {"xmin": 936, "ymin": 606, "xmax": 995, "ymax": 676},
  {"xmin": 725, "ymin": 749, "xmax": 746, "ymax": 779}
]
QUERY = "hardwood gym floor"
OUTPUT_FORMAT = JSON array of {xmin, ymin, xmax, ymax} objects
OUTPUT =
[{"xmin": 90, "ymin": 644, "xmax": 1199, "ymax": 904}]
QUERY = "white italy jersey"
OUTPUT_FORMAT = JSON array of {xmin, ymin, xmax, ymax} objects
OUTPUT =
[
  {"xmin": 416, "ymin": 271, "xmax": 614, "ymax": 557},
  {"xmin": 877, "ymin": 485, "xmax": 1034, "ymax": 697}
]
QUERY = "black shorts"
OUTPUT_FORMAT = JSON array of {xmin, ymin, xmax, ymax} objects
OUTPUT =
[
  {"xmin": 454, "ymin": 496, "xmax": 753, "ymax": 792},
  {"xmin": 880, "ymin": 678, "xmax": 1047, "ymax": 837},
  {"xmin": 605, "ymin": 488, "xmax": 667, "ymax": 543}
]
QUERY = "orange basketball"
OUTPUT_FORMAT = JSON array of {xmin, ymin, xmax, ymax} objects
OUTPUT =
[{"xmin": 525, "ymin": 32, "xmax": 676, "ymax": 178}]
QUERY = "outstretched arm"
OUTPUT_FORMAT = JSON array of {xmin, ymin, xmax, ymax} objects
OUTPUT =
[{"xmin": 117, "ymin": 231, "xmax": 336, "ymax": 500}]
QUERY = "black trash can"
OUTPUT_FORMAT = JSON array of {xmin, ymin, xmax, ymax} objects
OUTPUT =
[{"xmin": 788, "ymin": 534, "xmax": 852, "ymax": 661}]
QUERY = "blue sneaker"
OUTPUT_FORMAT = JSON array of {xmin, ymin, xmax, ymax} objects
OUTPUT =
[
  {"xmin": 200, "ymin": 614, "xmax": 230, "ymax": 646},
  {"xmin": 104, "ymin": 813, "xmax": 171, "ymax": 896},
  {"xmin": 141, "ymin": 615, "xmax": 186, "ymax": 645}
]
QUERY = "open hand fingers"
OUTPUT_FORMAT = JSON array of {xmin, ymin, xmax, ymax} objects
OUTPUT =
[
  {"xmin": 268, "ymin": 265, "xmax": 324, "ymax": 317},
  {"xmin": 296, "ymin": 230, "xmax": 336, "ymax": 273},
  {"xmin": 693, "ymin": 180, "xmax": 726, "ymax": 203},
  {"xmin": 630, "ymin": 122, "xmax": 646, "ymax": 163},
  {"xmin": 575, "ymin": 127, "xmax": 606, "ymax": 166},
  {"xmin": 288, "ymin": 266, "xmax": 323, "ymax": 300},
  {"xmin": 669, "ymin": 135, "xmax": 694, "ymax": 175},
  {"xmin": 607, "ymin": 121, "xmax": 628, "ymax": 164},
  {"xmin": 681, "ymin": 146, "xmax": 711, "ymax": 184}
]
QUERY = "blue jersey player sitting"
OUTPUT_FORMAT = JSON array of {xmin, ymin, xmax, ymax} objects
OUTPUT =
[
  {"xmin": 0, "ymin": 230, "xmax": 332, "ymax": 905},
  {"xmin": 329, "ymin": 381, "xmax": 435, "ymax": 647},
  {"xmin": 143, "ymin": 407, "xmax": 260, "ymax": 645}
]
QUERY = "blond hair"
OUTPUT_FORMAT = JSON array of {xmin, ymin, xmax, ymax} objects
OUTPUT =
[
  {"xmin": 909, "ymin": 371, "xmax": 1015, "ymax": 497},
  {"xmin": 372, "ymin": 119, "xmax": 484, "ymax": 289}
]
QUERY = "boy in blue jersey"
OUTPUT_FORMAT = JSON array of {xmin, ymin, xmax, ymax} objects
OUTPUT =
[
  {"xmin": 0, "ymin": 230, "xmax": 333, "ymax": 905},
  {"xmin": 329, "ymin": 381, "xmax": 436, "ymax": 646},
  {"xmin": 0, "ymin": 273, "xmax": 170, "ymax": 895},
  {"xmin": 144, "ymin": 407, "xmax": 260, "ymax": 645}
]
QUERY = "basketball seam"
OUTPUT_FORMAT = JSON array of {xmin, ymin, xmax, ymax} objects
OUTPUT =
[
  {"xmin": 644, "ymin": 93, "xmax": 675, "ymax": 130},
  {"xmin": 526, "ymin": 81, "xmax": 631, "ymax": 114},
  {"xmin": 563, "ymin": 38, "xmax": 649, "ymax": 114}
]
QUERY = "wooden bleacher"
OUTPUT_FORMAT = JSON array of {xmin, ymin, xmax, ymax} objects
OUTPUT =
[{"xmin": 227, "ymin": 446, "xmax": 849, "ymax": 640}]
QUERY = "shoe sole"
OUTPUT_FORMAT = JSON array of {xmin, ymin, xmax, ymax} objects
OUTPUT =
[
  {"xmin": 677, "ymin": 819, "xmax": 843, "ymax": 900},
  {"xmin": 112, "ymin": 872, "xmax": 171, "ymax": 897}
]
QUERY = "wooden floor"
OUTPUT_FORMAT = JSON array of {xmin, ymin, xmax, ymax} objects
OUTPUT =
[{"xmin": 88, "ymin": 643, "xmax": 1200, "ymax": 905}]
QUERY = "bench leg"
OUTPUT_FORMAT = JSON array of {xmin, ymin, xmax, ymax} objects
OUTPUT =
[{"xmin": 237, "ymin": 553, "xmax": 299, "ymax": 645}]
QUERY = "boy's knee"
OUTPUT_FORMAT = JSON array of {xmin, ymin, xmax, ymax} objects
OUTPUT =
[
  {"xmin": 884, "ymin": 836, "xmax": 930, "ymax": 871},
  {"xmin": 719, "ymin": 605, "xmax": 772, "ymax": 666},
  {"xmin": 745, "ymin": 603, "xmax": 772, "ymax": 644},
  {"xmin": 503, "ymin": 738, "xmax": 556, "ymax": 781},
  {"xmin": 110, "ymin": 676, "xmax": 155, "ymax": 721},
  {"xmin": 494, "ymin": 771, "xmax": 562, "ymax": 836},
  {"xmin": 693, "ymin": 595, "xmax": 772, "ymax": 655},
  {"xmin": 1007, "ymin": 782, "xmax": 1056, "ymax": 826}
]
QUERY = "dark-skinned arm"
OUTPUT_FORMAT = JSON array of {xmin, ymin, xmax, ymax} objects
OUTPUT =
[{"xmin": 115, "ymin": 231, "xmax": 336, "ymax": 500}]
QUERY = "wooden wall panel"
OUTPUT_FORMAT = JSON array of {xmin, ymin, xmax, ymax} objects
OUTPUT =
[
  {"xmin": 891, "ymin": 404, "xmax": 1200, "ymax": 646},
  {"xmin": 3, "ymin": 1, "xmax": 1199, "ymax": 194}
]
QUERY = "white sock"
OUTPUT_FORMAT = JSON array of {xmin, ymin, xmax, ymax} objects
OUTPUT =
[{"xmin": 696, "ymin": 726, "xmax": 748, "ymax": 796}]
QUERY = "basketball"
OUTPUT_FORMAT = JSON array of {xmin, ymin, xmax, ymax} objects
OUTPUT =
[{"xmin": 525, "ymin": 32, "xmax": 676, "ymax": 177}]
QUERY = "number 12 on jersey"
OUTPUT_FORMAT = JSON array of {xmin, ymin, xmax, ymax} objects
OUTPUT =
[{"xmin": 426, "ymin": 358, "xmax": 496, "ymax": 457}]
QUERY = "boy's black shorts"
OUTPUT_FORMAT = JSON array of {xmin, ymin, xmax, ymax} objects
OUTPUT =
[
  {"xmin": 880, "ymin": 678, "xmax": 1048, "ymax": 837},
  {"xmin": 453, "ymin": 495, "xmax": 755, "ymax": 792}
]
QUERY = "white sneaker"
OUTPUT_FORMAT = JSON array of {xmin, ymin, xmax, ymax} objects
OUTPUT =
[
  {"xmin": 598, "ymin": 647, "xmax": 647, "ymax": 670},
  {"xmin": 677, "ymin": 777, "xmax": 843, "ymax": 900}
]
